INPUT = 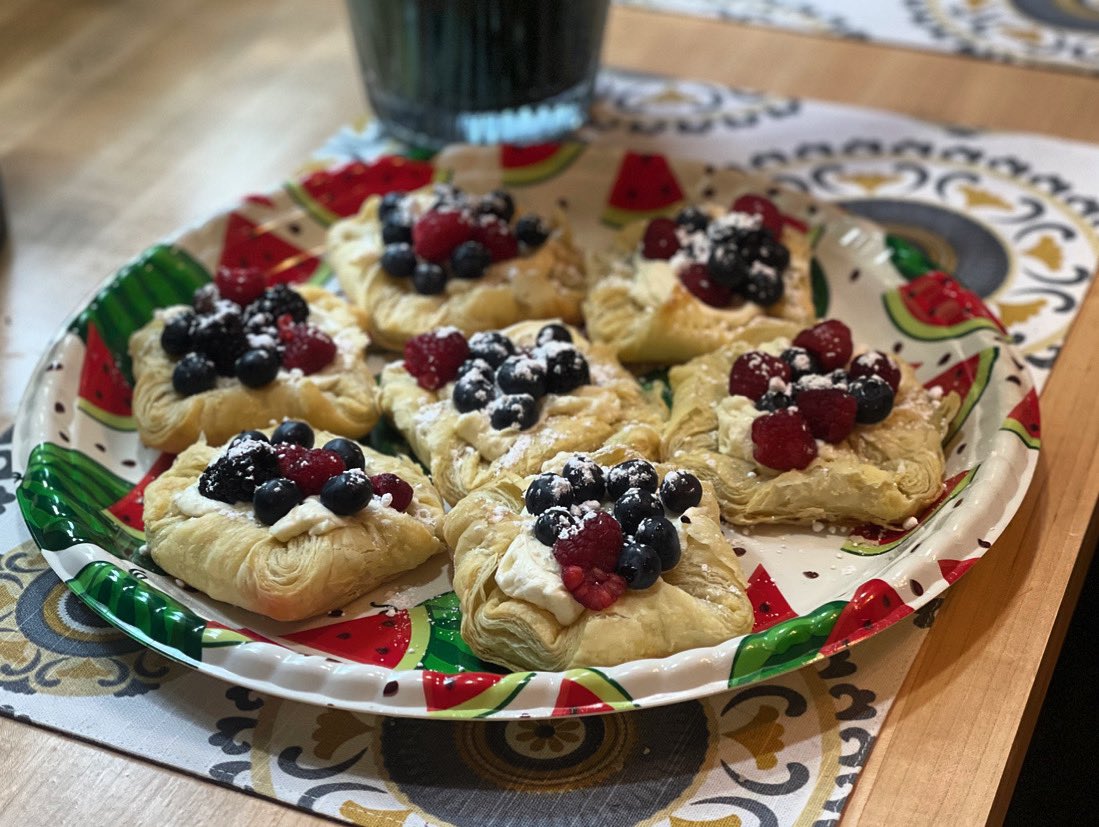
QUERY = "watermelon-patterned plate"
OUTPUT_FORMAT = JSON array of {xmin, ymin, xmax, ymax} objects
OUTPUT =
[{"xmin": 14, "ymin": 146, "xmax": 1040, "ymax": 719}]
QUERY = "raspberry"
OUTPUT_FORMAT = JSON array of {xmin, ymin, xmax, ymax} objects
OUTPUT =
[
  {"xmin": 370, "ymin": 472, "xmax": 414, "ymax": 512},
  {"xmin": 729, "ymin": 351, "xmax": 791, "ymax": 401},
  {"xmin": 849, "ymin": 350, "xmax": 901, "ymax": 393},
  {"xmin": 751, "ymin": 409, "xmax": 818, "ymax": 471},
  {"xmin": 403, "ymin": 328, "xmax": 470, "ymax": 390},
  {"xmin": 412, "ymin": 208, "xmax": 474, "ymax": 262},
  {"xmin": 552, "ymin": 511, "xmax": 622, "ymax": 572},
  {"xmin": 215, "ymin": 266, "xmax": 267, "ymax": 307},
  {"xmin": 471, "ymin": 217, "xmax": 519, "ymax": 262},
  {"xmin": 277, "ymin": 447, "xmax": 345, "ymax": 496},
  {"xmin": 679, "ymin": 263, "xmax": 733, "ymax": 307},
  {"xmin": 277, "ymin": 316, "xmax": 336, "ymax": 374},
  {"xmin": 793, "ymin": 320, "xmax": 853, "ymax": 372},
  {"xmin": 560, "ymin": 565, "xmax": 628, "ymax": 611},
  {"xmin": 795, "ymin": 387, "xmax": 857, "ymax": 443},
  {"xmin": 641, "ymin": 217, "xmax": 679, "ymax": 260},
  {"xmin": 731, "ymin": 194, "xmax": 783, "ymax": 237}
]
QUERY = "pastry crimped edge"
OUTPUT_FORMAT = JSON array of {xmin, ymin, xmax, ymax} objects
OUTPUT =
[
  {"xmin": 442, "ymin": 445, "xmax": 753, "ymax": 672},
  {"xmin": 144, "ymin": 427, "xmax": 445, "ymax": 622},
  {"xmin": 378, "ymin": 320, "xmax": 667, "ymax": 505},
  {"xmin": 130, "ymin": 285, "xmax": 380, "ymax": 453},
  {"xmin": 660, "ymin": 317, "xmax": 962, "ymax": 526},
  {"xmin": 583, "ymin": 213, "xmax": 816, "ymax": 365},
  {"xmin": 329, "ymin": 192, "xmax": 587, "ymax": 350}
]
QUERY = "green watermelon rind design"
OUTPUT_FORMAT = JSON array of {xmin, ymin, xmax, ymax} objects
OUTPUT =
[
  {"xmin": 501, "ymin": 143, "xmax": 586, "ymax": 187},
  {"xmin": 729, "ymin": 601, "xmax": 846, "ymax": 685},
  {"xmin": 882, "ymin": 290, "xmax": 1001, "ymax": 341},
  {"xmin": 75, "ymin": 398, "xmax": 135, "ymax": 431},
  {"xmin": 942, "ymin": 348, "xmax": 999, "ymax": 446},
  {"xmin": 560, "ymin": 667, "xmax": 637, "ymax": 711},
  {"xmin": 885, "ymin": 235, "xmax": 937, "ymax": 281},
  {"xmin": 601, "ymin": 202, "xmax": 685, "ymax": 230},
  {"xmin": 418, "ymin": 592, "xmax": 507, "ymax": 675},
  {"xmin": 1001, "ymin": 418, "xmax": 1041, "ymax": 450},
  {"xmin": 810, "ymin": 257, "xmax": 830, "ymax": 318}
]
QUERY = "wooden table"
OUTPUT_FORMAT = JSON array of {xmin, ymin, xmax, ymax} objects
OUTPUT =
[{"xmin": 2, "ymin": 1, "xmax": 1096, "ymax": 824}]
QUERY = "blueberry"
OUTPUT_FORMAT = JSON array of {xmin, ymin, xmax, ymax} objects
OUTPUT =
[
  {"xmin": 234, "ymin": 348, "xmax": 280, "ymax": 388},
  {"xmin": 477, "ymin": 190, "xmax": 515, "ymax": 222},
  {"xmin": 849, "ymin": 375, "xmax": 895, "ymax": 424},
  {"xmin": 199, "ymin": 440, "xmax": 280, "ymax": 504},
  {"xmin": 489, "ymin": 393, "xmax": 537, "ymax": 430},
  {"xmin": 616, "ymin": 538, "xmax": 661, "ymax": 590},
  {"xmin": 412, "ymin": 261, "xmax": 447, "ymax": 295},
  {"xmin": 675, "ymin": 206, "xmax": 709, "ymax": 234},
  {"xmin": 192, "ymin": 284, "xmax": 220, "ymax": 314},
  {"xmin": 381, "ymin": 243, "xmax": 417, "ymax": 278},
  {"xmin": 497, "ymin": 355, "xmax": 548, "ymax": 398},
  {"xmin": 659, "ymin": 470, "xmax": 703, "ymax": 513},
  {"xmin": 253, "ymin": 478, "xmax": 304, "ymax": 525},
  {"xmin": 230, "ymin": 430, "xmax": 269, "ymax": 448},
  {"xmin": 543, "ymin": 346, "xmax": 589, "ymax": 394},
  {"xmin": 160, "ymin": 312, "xmax": 194, "ymax": 356},
  {"xmin": 606, "ymin": 459, "xmax": 659, "ymax": 499},
  {"xmin": 562, "ymin": 455, "xmax": 605, "ymax": 503},
  {"xmin": 829, "ymin": 369, "xmax": 850, "ymax": 388},
  {"xmin": 533, "ymin": 506, "xmax": 576, "ymax": 545},
  {"xmin": 450, "ymin": 240, "xmax": 492, "ymax": 279},
  {"xmin": 452, "ymin": 371, "xmax": 496, "ymax": 412},
  {"xmin": 172, "ymin": 353, "xmax": 217, "ymax": 397},
  {"xmin": 707, "ymin": 244, "xmax": 750, "ymax": 291},
  {"xmin": 524, "ymin": 473, "xmax": 573, "ymax": 515},
  {"xmin": 457, "ymin": 357, "xmax": 495, "ymax": 379},
  {"xmin": 323, "ymin": 437, "xmax": 365, "ymax": 471},
  {"xmin": 756, "ymin": 390, "xmax": 792, "ymax": 412},
  {"xmin": 378, "ymin": 192, "xmax": 405, "ymax": 223},
  {"xmin": 320, "ymin": 470, "xmax": 373, "ymax": 516},
  {"xmin": 613, "ymin": 487, "xmax": 664, "ymax": 534},
  {"xmin": 468, "ymin": 331, "xmax": 516, "ymax": 368},
  {"xmin": 515, "ymin": 214, "xmax": 550, "ymax": 248},
  {"xmin": 536, "ymin": 323, "xmax": 572, "ymax": 346},
  {"xmin": 780, "ymin": 347, "xmax": 822, "ymax": 381},
  {"xmin": 744, "ymin": 265, "xmax": 785, "ymax": 306},
  {"xmin": 271, "ymin": 420, "xmax": 314, "ymax": 448},
  {"xmin": 381, "ymin": 219, "xmax": 412, "ymax": 245},
  {"xmin": 635, "ymin": 516, "xmax": 681, "ymax": 571}
]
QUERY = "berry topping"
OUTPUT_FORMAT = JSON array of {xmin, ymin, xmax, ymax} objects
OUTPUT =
[
  {"xmin": 849, "ymin": 375, "xmax": 895, "ymax": 424},
  {"xmin": 849, "ymin": 350, "xmax": 901, "ymax": 393},
  {"xmin": 278, "ymin": 318, "xmax": 336, "ymax": 374},
  {"xmin": 536, "ymin": 323, "xmax": 572, "ymax": 346},
  {"xmin": 403, "ymin": 328, "xmax": 470, "ymax": 390},
  {"xmin": 370, "ymin": 473, "xmax": 414, "ymax": 511},
  {"xmin": 635, "ymin": 516, "xmax": 681, "ymax": 571},
  {"xmin": 553, "ymin": 510, "xmax": 623, "ymax": 572},
  {"xmin": 450, "ymin": 240, "xmax": 492, "ymax": 279},
  {"xmin": 660, "ymin": 470, "xmax": 702, "ymax": 513},
  {"xmin": 641, "ymin": 217, "xmax": 680, "ymax": 260},
  {"xmin": 458, "ymin": 357, "xmax": 495, "ymax": 379},
  {"xmin": 779, "ymin": 347, "xmax": 822, "ymax": 381},
  {"xmin": 412, "ymin": 208, "xmax": 474, "ymax": 262},
  {"xmin": 488, "ymin": 393, "xmax": 537, "ymax": 430},
  {"xmin": 230, "ymin": 429, "xmax": 269, "ymax": 447},
  {"xmin": 234, "ymin": 348, "xmax": 279, "ymax": 388},
  {"xmin": 160, "ymin": 312, "xmax": 194, "ymax": 357},
  {"xmin": 378, "ymin": 191, "xmax": 405, "ymax": 223},
  {"xmin": 679, "ymin": 263, "xmax": 733, "ymax": 307},
  {"xmin": 253, "ymin": 478, "xmax": 304, "ymax": 525},
  {"xmin": 744, "ymin": 262, "xmax": 785, "ymax": 306},
  {"xmin": 192, "ymin": 308, "xmax": 246, "ymax": 376},
  {"xmin": 795, "ymin": 387, "xmax": 858, "ymax": 443},
  {"xmin": 278, "ymin": 447, "xmax": 345, "ymax": 496},
  {"xmin": 728, "ymin": 352, "xmax": 791, "ymax": 402},
  {"xmin": 192, "ymin": 283, "xmax": 220, "ymax": 314},
  {"xmin": 468, "ymin": 331, "xmax": 516, "ymax": 368},
  {"xmin": 613, "ymin": 487, "xmax": 664, "ymax": 534},
  {"xmin": 561, "ymin": 565, "xmax": 628, "ymax": 611},
  {"xmin": 477, "ymin": 190, "xmax": 515, "ymax": 223},
  {"xmin": 563, "ymin": 455, "xmax": 606, "ymax": 503},
  {"xmin": 751, "ymin": 409, "xmax": 818, "ymax": 472},
  {"xmin": 615, "ymin": 538, "xmax": 662, "ymax": 590},
  {"xmin": 322, "ymin": 437, "xmax": 365, "ymax": 471},
  {"xmin": 524, "ymin": 473, "xmax": 574, "ymax": 515},
  {"xmin": 534, "ymin": 507, "xmax": 577, "ymax": 546},
  {"xmin": 607, "ymin": 459, "xmax": 659, "ymax": 499},
  {"xmin": 730, "ymin": 194, "xmax": 783, "ymax": 237},
  {"xmin": 452, "ymin": 370, "xmax": 496, "ymax": 412},
  {"xmin": 320, "ymin": 470, "xmax": 373, "ymax": 515},
  {"xmin": 271, "ymin": 420, "xmax": 314, "ymax": 448},
  {"xmin": 381, "ymin": 243, "xmax": 417, "ymax": 278},
  {"xmin": 412, "ymin": 261, "xmax": 447, "ymax": 295},
  {"xmin": 198, "ymin": 438, "xmax": 280, "ymax": 504},
  {"xmin": 793, "ymin": 320, "xmax": 853, "ymax": 372},
  {"xmin": 707, "ymin": 245, "xmax": 750, "ymax": 292},
  {"xmin": 541, "ymin": 345, "xmax": 590, "ymax": 394},
  {"xmin": 471, "ymin": 217, "xmax": 519, "ymax": 262},
  {"xmin": 497, "ymin": 355, "xmax": 548, "ymax": 398},
  {"xmin": 515, "ymin": 214, "xmax": 550, "ymax": 248},
  {"xmin": 172, "ymin": 353, "xmax": 217, "ymax": 397},
  {"xmin": 381, "ymin": 219, "xmax": 413, "ymax": 245},
  {"xmin": 214, "ymin": 266, "xmax": 267, "ymax": 307},
  {"xmin": 245, "ymin": 285, "xmax": 308, "ymax": 325},
  {"xmin": 675, "ymin": 206, "xmax": 709, "ymax": 233}
]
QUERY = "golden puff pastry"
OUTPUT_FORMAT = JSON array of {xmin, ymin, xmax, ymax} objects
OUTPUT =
[
  {"xmin": 584, "ymin": 209, "xmax": 816, "ymax": 364},
  {"xmin": 661, "ymin": 319, "xmax": 960, "ymax": 526},
  {"xmin": 378, "ymin": 321, "xmax": 666, "ymax": 505},
  {"xmin": 144, "ymin": 428, "xmax": 445, "ymax": 621},
  {"xmin": 130, "ymin": 285, "xmax": 380, "ymax": 453},
  {"xmin": 442, "ymin": 446, "xmax": 753, "ymax": 672},
  {"xmin": 328, "ymin": 189, "xmax": 586, "ymax": 351}
]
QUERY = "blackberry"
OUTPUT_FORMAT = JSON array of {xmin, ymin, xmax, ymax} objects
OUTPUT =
[
  {"xmin": 191, "ymin": 311, "xmax": 247, "ymax": 376},
  {"xmin": 524, "ymin": 473, "xmax": 574, "ymax": 515},
  {"xmin": 849, "ymin": 375, "xmax": 895, "ymax": 424},
  {"xmin": 515, "ymin": 214, "xmax": 550, "ymax": 248},
  {"xmin": 562, "ymin": 455, "xmax": 605, "ymax": 503},
  {"xmin": 675, "ymin": 206, "xmax": 709, "ymax": 234},
  {"xmin": 172, "ymin": 353, "xmax": 216, "ymax": 397},
  {"xmin": 496, "ymin": 355, "xmax": 547, "ymax": 398},
  {"xmin": 615, "ymin": 538, "xmax": 661, "ymax": 590},
  {"xmin": 246, "ymin": 285, "xmax": 308, "ymax": 325},
  {"xmin": 707, "ymin": 244, "xmax": 751, "ymax": 291},
  {"xmin": 198, "ymin": 439, "xmax": 280, "ymax": 504},
  {"xmin": 452, "ymin": 370, "xmax": 496, "ymax": 412},
  {"xmin": 744, "ymin": 264, "xmax": 785, "ymax": 306},
  {"xmin": 412, "ymin": 261, "xmax": 447, "ymax": 295},
  {"xmin": 381, "ymin": 243, "xmax": 417, "ymax": 278},
  {"xmin": 476, "ymin": 190, "xmax": 515, "ymax": 223},
  {"xmin": 606, "ymin": 459, "xmax": 659, "ymax": 499},
  {"xmin": 613, "ymin": 487, "xmax": 664, "ymax": 535},
  {"xmin": 533, "ymin": 507, "xmax": 576, "ymax": 546},
  {"xmin": 543, "ymin": 345, "xmax": 589, "ymax": 394},
  {"xmin": 160, "ymin": 312, "xmax": 195, "ymax": 357},
  {"xmin": 468, "ymin": 331, "xmax": 515, "ymax": 368},
  {"xmin": 756, "ymin": 234, "xmax": 790, "ymax": 272},
  {"xmin": 780, "ymin": 347, "xmax": 822, "ymax": 381},
  {"xmin": 659, "ymin": 470, "xmax": 703, "ymax": 513},
  {"xmin": 450, "ymin": 240, "xmax": 492, "ymax": 279},
  {"xmin": 488, "ymin": 393, "xmax": 537, "ymax": 430}
]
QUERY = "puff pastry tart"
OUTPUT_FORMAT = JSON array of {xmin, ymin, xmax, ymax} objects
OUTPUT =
[
  {"xmin": 584, "ymin": 195, "xmax": 816, "ymax": 364},
  {"xmin": 328, "ymin": 184, "xmax": 586, "ymax": 350},
  {"xmin": 442, "ymin": 447, "xmax": 753, "ymax": 672},
  {"xmin": 662, "ymin": 317, "xmax": 961, "ymax": 526},
  {"xmin": 378, "ymin": 321, "xmax": 665, "ymax": 505},
  {"xmin": 144, "ymin": 421, "xmax": 444, "ymax": 621},
  {"xmin": 130, "ymin": 275, "xmax": 380, "ymax": 453}
]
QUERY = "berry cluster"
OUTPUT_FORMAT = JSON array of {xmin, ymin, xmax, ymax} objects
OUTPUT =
[
  {"xmin": 639, "ymin": 194, "xmax": 790, "ymax": 310},
  {"xmin": 198, "ymin": 420, "xmax": 413, "ymax": 526},
  {"xmin": 162, "ymin": 268, "xmax": 336, "ymax": 397},
  {"xmin": 377, "ymin": 185, "xmax": 551, "ymax": 296},
  {"xmin": 728, "ymin": 319, "xmax": 903, "ymax": 472},
  {"xmin": 522, "ymin": 457, "xmax": 703, "ymax": 611},
  {"xmin": 403, "ymin": 324, "xmax": 591, "ymax": 432}
]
